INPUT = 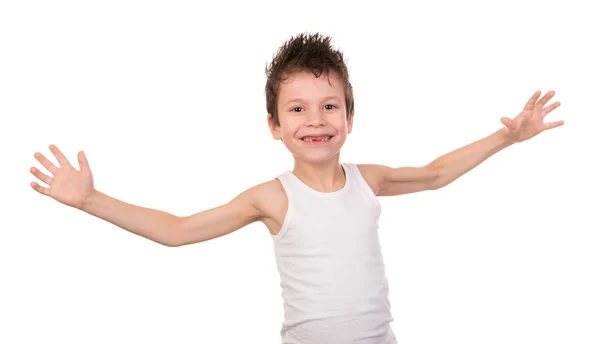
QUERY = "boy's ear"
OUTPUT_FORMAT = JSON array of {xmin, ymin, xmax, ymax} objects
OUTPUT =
[
  {"xmin": 347, "ymin": 111, "xmax": 354, "ymax": 134},
  {"xmin": 267, "ymin": 114, "xmax": 282, "ymax": 140}
]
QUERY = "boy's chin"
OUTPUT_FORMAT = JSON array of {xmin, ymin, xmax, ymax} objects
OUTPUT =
[{"xmin": 290, "ymin": 148, "xmax": 343, "ymax": 164}]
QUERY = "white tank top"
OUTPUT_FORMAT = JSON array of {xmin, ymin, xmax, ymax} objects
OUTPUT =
[{"xmin": 272, "ymin": 162, "xmax": 397, "ymax": 344}]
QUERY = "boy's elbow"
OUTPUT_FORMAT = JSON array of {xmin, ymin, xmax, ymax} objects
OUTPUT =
[
  {"xmin": 160, "ymin": 236, "xmax": 181, "ymax": 248},
  {"xmin": 425, "ymin": 165, "xmax": 450, "ymax": 190},
  {"xmin": 428, "ymin": 178, "xmax": 445, "ymax": 190},
  {"xmin": 162, "ymin": 238, "xmax": 181, "ymax": 248},
  {"xmin": 162, "ymin": 217, "xmax": 184, "ymax": 247}
]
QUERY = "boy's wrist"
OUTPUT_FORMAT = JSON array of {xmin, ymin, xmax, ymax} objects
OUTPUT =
[
  {"xmin": 81, "ymin": 189, "xmax": 100, "ymax": 213},
  {"xmin": 495, "ymin": 127, "xmax": 516, "ymax": 149}
]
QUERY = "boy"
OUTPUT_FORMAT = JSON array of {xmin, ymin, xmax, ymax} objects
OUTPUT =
[{"xmin": 30, "ymin": 32, "xmax": 563, "ymax": 343}]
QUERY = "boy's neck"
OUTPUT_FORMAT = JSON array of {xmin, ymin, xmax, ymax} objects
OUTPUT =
[{"xmin": 291, "ymin": 157, "xmax": 346, "ymax": 193}]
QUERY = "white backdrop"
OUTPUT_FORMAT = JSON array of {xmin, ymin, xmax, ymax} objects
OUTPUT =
[{"xmin": 2, "ymin": 0, "xmax": 599, "ymax": 343}]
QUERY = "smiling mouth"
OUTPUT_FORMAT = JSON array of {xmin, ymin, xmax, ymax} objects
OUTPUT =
[{"xmin": 300, "ymin": 135, "xmax": 333, "ymax": 143}]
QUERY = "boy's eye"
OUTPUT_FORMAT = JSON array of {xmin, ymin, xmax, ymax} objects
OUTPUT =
[{"xmin": 290, "ymin": 105, "xmax": 337, "ymax": 112}]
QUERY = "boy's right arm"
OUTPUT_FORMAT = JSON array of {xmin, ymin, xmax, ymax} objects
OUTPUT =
[
  {"xmin": 82, "ymin": 185, "xmax": 263, "ymax": 247},
  {"xmin": 31, "ymin": 145, "xmax": 263, "ymax": 247}
]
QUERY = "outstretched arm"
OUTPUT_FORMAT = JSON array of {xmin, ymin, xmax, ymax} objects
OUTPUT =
[
  {"xmin": 364, "ymin": 90, "xmax": 564, "ymax": 197},
  {"xmin": 30, "ymin": 145, "xmax": 263, "ymax": 247}
]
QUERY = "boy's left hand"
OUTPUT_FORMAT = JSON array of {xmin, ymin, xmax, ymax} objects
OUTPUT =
[{"xmin": 500, "ymin": 90, "xmax": 564, "ymax": 143}]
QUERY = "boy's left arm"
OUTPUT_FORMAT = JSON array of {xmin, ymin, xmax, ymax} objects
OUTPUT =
[{"xmin": 363, "ymin": 90, "xmax": 564, "ymax": 197}]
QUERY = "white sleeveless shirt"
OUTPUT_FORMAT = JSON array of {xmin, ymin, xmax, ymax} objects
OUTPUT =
[{"xmin": 272, "ymin": 162, "xmax": 397, "ymax": 344}]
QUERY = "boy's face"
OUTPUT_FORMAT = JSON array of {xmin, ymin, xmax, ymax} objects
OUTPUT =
[{"xmin": 268, "ymin": 71, "xmax": 353, "ymax": 164}]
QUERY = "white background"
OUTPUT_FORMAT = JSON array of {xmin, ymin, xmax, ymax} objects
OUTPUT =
[{"xmin": 2, "ymin": 0, "xmax": 599, "ymax": 343}]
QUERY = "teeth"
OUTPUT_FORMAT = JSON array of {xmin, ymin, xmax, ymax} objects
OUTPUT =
[{"xmin": 303, "ymin": 136, "xmax": 329, "ymax": 142}]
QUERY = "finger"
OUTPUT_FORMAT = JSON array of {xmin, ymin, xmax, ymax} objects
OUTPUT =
[
  {"xmin": 524, "ymin": 90, "xmax": 541, "ymax": 111},
  {"xmin": 49, "ymin": 144, "xmax": 72, "ymax": 168},
  {"xmin": 542, "ymin": 101, "xmax": 561, "ymax": 118},
  {"xmin": 34, "ymin": 152, "xmax": 58, "ymax": 175},
  {"xmin": 30, "ymin": 181, "xmax": 50, "ymax": 196},
  {"xmin": 536, "ymin": 90, "xmax": 556, "ymax": 108},
  {"xmin": 78, "ymin": 151, "xmax": 90, "ymax": 173},
  {"xmin": 30, "ymin": 166, "xmax": 52, "ymax": 185},
  {"xmin": 544, "ymin": 120, "xmax": 564, "ymax": 130}
]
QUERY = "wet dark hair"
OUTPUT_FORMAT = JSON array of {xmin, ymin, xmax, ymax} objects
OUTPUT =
[{"xmin": 265, "ymin": 32, "xmax": 354, "ymax": 127}]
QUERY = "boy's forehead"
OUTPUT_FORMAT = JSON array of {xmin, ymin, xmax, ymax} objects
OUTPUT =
[{"xmin": 279, "ymin": 71, "xmax": 344, "ymax": 101}]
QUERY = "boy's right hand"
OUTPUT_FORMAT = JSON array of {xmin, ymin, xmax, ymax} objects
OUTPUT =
[{"xmin": 30, "ymin": 144, "xmax": 95, "ymax": 210}]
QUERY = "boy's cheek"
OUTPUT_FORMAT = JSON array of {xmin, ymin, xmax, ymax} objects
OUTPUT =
[{"xmin": 285, "ymin": 131, "xmax": 299, "ymax": 141}]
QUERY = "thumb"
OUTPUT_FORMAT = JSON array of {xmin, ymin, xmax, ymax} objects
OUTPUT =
[
  {"xmin": 500, "ymin": 117, "xmax": 515, "ymax": 130},
  {"xmin": 78, "ymin": 151, "xmax": 91, "ymax": 172}
]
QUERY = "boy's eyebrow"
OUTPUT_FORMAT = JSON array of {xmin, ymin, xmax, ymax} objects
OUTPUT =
[{"xmin": 284, "ymin": 96, "xmax": 341, "ymax": 106}]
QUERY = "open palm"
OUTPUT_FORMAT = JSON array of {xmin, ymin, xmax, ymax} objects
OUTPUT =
[
  {"xmin": 500, "ymin": 90, "xmax": 564, "ymax": 143},
  {"xmin": 30, "ymin": 144, "xmax": 95, "ymax": 209}
]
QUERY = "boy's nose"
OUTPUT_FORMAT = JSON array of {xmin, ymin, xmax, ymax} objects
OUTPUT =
[{"xmin": 305, "ymin": 111, "xmax": 326, "ymax": 126}]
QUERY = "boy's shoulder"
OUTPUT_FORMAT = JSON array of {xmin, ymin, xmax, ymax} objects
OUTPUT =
[
  {"xmin": 355, "ymin": 163, "xmax": 384, "ymax": 195},
  {"xmin": 245, "ymin": 178, "xmax": 288, "ymax": 235},
  {"xmin": 252, "ymin": 177, "xmax": 287, "ymax": 208}
]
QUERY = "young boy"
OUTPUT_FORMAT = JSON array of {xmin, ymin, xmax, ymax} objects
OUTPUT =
[{"xmin": 30, "ymin": 32, "xmax": 563, "ymax": 343}]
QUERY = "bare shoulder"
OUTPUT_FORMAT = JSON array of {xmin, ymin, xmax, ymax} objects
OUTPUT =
[
  {"xmin": 233, "ymin": 178, "xmax": 285, "ymax": 216},
  {"xmin": 220, "ymin": 177, "xmax": 288, "ymax": 236},
  {"xmin": 251, "ymin": 178, "xmax": 289, "ymax": 236},
  {"xmin": 356, "ymin": 164, "xmax": 388, "ymax": 195}
]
